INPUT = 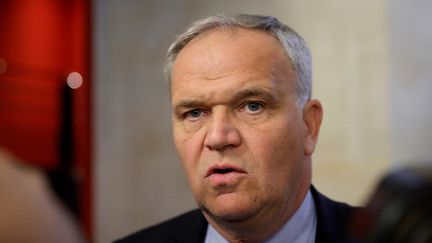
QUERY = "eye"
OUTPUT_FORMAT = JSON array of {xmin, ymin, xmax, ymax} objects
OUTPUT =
[
  {"xmin": 184, "ymin": 109, "xmax": 204, "ymax": 120},
  {"xmin": 244, "ymin": 102, "xmax": 264, "ymax": 113}
]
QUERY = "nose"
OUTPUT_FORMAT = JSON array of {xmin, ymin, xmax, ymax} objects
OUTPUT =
[{"xmin": 204, "ymin": 110, "xmax": 241, "ymax": 151}]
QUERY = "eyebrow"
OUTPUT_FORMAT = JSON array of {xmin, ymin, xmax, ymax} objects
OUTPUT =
[
  {"xmin": 172, "ymin": 96, "xmax": 210, "ymax": 118},
  {"xmin": 174, "ymin": 100, "xmax": 205, "ymax": 110},
  {"xmin": 231, "ymin": 87, "xmax": 278, "ymax": 103}
]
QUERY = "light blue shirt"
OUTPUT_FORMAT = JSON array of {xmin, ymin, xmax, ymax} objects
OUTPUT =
[{"xmin": 204, "ymin": 190, "xmax": 317, "ymax": 243}]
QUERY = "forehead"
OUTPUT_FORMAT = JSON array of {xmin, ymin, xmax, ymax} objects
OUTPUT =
[{"xmin": 170, "ymin": 27, "xmax": 296, "ymax": 99}]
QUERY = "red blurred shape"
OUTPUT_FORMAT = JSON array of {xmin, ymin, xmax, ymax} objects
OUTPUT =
[{"xmin": 0, "ymin": 0, "xmax": 92, "ymax": 240}]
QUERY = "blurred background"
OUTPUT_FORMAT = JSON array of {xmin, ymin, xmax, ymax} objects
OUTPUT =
[{"xmin": 1, "ymin": 0, "xmax": 431, "ymax": 242}]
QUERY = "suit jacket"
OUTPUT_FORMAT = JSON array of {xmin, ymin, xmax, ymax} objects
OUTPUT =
[{"xmin": 115, "ymin": 186, "xmax": 360, "ymax": 243}]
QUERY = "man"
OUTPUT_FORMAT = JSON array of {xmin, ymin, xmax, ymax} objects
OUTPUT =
[{"xmin": 116, "ymin": 14, "xmax": 358, "ymax": 243}]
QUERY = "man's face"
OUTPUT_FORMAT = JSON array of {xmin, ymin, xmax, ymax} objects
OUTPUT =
[{"xmin": 170, "ymin": 28, "xmax": 321, "ymax": 225}]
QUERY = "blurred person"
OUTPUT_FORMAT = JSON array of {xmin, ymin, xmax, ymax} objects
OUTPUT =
[
  {"xmin": 351, "ymin": 165, "xmax": 432, "ymax": 243},
  {"xmin": 0, "ymin": 148, "xmax": 85, "ymax": 243},
  {"xmin": 116, "ymin": 14, "xmax": 360, "ymax": 243}
]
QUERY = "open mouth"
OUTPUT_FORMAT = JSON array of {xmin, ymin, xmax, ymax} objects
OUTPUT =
[
  {"xmin": 213, "ymin": 168, "xmax": 236, "ymax": 174},
  {"xmin": 206, "ymin": 165, "xmax": 246, "ymax": 177}
]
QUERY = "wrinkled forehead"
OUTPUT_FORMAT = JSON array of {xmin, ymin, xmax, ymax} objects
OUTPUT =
[
  {"xmin": 170, "ymin": 27, "xmax": 298, "ymax": 104},
  {"xmin": 171, "ymin": 27, "xmax": 295, "ymax": 86},
  {"xmin": 167, "ymin": 26, "xmax": 292, "ymax": 80}
]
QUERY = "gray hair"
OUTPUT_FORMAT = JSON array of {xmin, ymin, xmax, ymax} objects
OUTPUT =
[{"xmin": 164, "ymin": 14, "xmax": 312, "ymax": 106}]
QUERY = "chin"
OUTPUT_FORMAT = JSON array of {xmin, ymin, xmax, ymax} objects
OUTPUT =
[{"xmin": 201, "ymin": 194, "xmax": 259, "ymax": 222}]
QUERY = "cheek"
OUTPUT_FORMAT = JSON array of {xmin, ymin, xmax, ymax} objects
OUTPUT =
[
  {"xmin": 175, "ymin": 135, "xmax": 200, "ymax": 162},
  {"xmin": 173, "ymin": 126, "xmax": 205, "ymax": 177},
  {"xmin": 249, "ymin": 120, "xmax": 305, "ymax": 181},
  {"xmin": 174, "ymin": 134, "xmax": 203, "ymax": 196}
]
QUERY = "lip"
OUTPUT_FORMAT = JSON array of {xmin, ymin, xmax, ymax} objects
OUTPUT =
[
  {"xmin": 205, "ymin": 164, "xmax": 247, "ymax": 186},
  {"xmin": 205, "ymin": 164, "xmax": 246, "ymax": 177}
]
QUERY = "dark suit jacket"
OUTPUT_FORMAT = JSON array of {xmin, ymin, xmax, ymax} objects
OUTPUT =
[{"xmin": 115, "ymin": 186, "xmax": 360, "ymax": 243}]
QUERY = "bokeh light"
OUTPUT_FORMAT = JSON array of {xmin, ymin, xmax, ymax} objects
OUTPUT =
[{"xmin": 66, "ymin": 72, "xmax": 83, "ymax": 89}]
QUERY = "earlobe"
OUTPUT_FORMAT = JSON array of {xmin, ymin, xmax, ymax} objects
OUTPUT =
[{"xmin": 303, "ymin": 99, "xmax": 323, "ymax": 156}]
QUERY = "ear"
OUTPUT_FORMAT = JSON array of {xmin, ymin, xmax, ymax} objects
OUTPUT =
[{"xmin": 303, "ymin": 99, "xmax": 323, "ymax": 156}]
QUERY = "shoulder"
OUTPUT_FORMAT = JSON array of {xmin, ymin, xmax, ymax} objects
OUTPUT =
[
  {"xmin": 311, "ymin": 186, "xmax": 355, "ymax": 221},
  {"xmin": 114, "ymin": 209, "xmax": 208, "ymax": 243},
  {"xmin": 311, "ymin": 186, "xmax": 363, "ymax": 243}
]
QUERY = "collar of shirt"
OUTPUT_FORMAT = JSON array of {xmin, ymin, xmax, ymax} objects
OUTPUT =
[{"xmin": 204, "ymin": 190, "xmax": 317, "ymax": 243}]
